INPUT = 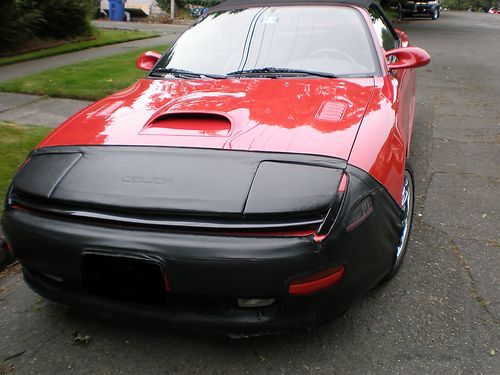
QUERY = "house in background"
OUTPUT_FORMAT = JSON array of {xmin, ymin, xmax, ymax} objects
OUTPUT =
[{"xmin": 100, "ymin": 0, "xmax": 167, "ymax": 17}]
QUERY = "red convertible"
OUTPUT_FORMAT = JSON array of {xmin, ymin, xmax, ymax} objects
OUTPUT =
[{"xmin": 2, "ymin": 0, "xmax": 430, "ymax": 334}]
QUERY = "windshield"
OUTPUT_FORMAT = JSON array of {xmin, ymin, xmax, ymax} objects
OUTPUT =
[{"xmin": 151, "ymin": 6, "xmax": 379, "ymax": 78}]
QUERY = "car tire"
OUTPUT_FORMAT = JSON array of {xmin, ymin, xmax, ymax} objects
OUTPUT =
[
  {"xmin": 431, "ymin": 9, "xmax": 440, "ymax": 20},
  {"xmin": 383, "ymin": 162, "xmax": 415, "ymax": 281}
]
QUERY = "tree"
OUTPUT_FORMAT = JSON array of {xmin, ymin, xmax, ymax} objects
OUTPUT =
[{"xmin": 441, "ymin": 0, "xmax": 498, "ymax": 11}]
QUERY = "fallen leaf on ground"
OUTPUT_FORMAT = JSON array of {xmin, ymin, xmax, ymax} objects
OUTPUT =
[{"xmin": 72, "ymin": 331, "xmax": 91, "ymax": 345}]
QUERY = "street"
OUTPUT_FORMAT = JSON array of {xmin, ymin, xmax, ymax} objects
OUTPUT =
[{"xmin": 0, "ymin": 11, "xmax": 499, "ymax": 374}]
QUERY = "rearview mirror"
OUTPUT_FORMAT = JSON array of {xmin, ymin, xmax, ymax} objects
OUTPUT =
[
  {"xmin": 386, "ymin": 47, "xmax": 431, "ymax": 70},
  {"xmin": 136, "ymin": 51, "xmax": 162, "ymax": 71}
]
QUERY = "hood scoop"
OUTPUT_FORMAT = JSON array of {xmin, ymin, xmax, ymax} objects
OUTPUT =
[{"xmin": 140, "ymin": 112, "xmax": 232, "ymax": 137}]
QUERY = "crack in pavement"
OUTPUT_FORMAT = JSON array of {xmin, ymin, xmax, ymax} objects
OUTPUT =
[
  {"xmin": 420, "ymin": 220, "xmax": 499, "ymax": 323},
  {"xmin": 0, "ymin": 95, "xmax": 47, "ymax": 115},
  {"xmin": 433, "ymin": 136, "xmax": 500, "ymax": 145}
]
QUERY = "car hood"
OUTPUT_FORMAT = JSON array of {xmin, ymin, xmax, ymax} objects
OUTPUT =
[{"xmin": 40, "ymin": 77, "xmax": 375, "ymax": 161}]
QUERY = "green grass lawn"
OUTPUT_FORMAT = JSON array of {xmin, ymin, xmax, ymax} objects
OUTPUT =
[
  {"xmin": 0, "ymin": 45, "xmax": 168, "ymax": 101},
  {"xmin": 0, "ymin": 29, "xmax": 160, "ymax": 67},
  {"xmin": 0, "ymin": 123, "xmax": 52, "ymax": 216}
]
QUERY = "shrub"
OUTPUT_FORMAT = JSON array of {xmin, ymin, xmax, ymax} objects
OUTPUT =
[
  {"xmin": 21, "ymin": 0, "xmax": 93, "ymax": 39},
  {"xmin": 0, "ymin": 0, "xmax": 43, "ymax": 52},
  {"xmin": 0, "ymin": 0, "xmax": 92, "ymax": 53},
  {"xmin": 156, "ymin": 0, "xmax": 169, "ymax": 12},
  {"xmin": 442, "ymin": 0, "xmax": 498, "ymax": 11}
]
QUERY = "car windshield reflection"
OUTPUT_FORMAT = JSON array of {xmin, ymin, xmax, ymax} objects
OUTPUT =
[{"xmin": 151, "ymin": 6, "xmax": 379, "ymax": 79}]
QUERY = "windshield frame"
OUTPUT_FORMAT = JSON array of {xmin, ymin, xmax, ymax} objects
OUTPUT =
[{"xmin": 149, "ymin": 4, "xmax": 383, "ymax": 80}]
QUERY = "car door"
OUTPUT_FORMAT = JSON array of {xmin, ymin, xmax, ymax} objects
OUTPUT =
[{"xmin": 369, "ymin": 5, "xmax": 416, "ymax": 156}]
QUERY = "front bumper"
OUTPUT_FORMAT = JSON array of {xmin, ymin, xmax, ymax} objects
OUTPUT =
[
  {"xmin": 2, "ymin": 156, "xmax": 403, "ymax": 334},
  {"xmin": 403, "ymin": 5, "xmax": 438, "ymax": 15}
]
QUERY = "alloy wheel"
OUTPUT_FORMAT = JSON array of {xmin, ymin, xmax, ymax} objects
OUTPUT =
[{"xmin": 395, "ymin": 170, "xmax": 414, "ymax": 269}]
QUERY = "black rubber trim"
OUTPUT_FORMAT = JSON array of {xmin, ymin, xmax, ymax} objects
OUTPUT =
[{"xmin": 210, "ymin": 0, "xmax": 373, "ymax": 13}]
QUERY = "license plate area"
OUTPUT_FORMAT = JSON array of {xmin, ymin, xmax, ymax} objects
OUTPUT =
[{"xmin": 81, "ymin": 252, "xmax": 167, "ymax": 305}]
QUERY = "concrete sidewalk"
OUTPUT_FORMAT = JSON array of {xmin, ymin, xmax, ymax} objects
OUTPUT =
[
  {"xmin": 0, "ymin": 92, "xmax": 92, "ymax": 128},
  {"xmin": 0, "ymin": 24, "xmax": 189, "ymax": 83},
  {"xmin": 0, "ymin": 22, "xmax": 190, "ymax": 118}
]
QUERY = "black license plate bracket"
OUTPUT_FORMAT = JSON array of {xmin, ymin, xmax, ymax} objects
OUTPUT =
[{"xmin": 80, "ymin": 251, "xmax": 167, "ymax": 305}]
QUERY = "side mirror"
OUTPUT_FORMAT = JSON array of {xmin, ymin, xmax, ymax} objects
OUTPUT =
[
  {"xmin": 386, "ymin": 47, "xmax": 431, "ymax": 70},
  {"xmin": 136, "ymin": 51, "xmax": 162, "ymax": 71}
]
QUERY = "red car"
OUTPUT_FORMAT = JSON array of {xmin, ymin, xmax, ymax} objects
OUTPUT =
[{"xmin": 2, "ymin": 0, "xmax": 430, "ymax": 335}]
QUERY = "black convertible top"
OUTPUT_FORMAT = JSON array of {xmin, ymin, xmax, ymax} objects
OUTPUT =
[{"xmin": 210, "ymin": 0, "xmax": 373, "ymax": 12}]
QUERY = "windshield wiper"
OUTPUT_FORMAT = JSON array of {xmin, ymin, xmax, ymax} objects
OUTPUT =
[
  {"xmin": 150, "ymin": 68, "xmax": 227, "ymax": 79},
  {"xmin": 227, "ymin": 67, "xmax": 338, "ymax": 78}
]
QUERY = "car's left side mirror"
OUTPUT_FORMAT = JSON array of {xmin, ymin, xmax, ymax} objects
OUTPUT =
[
  {"xmin": 136, "ymin": 51, "xmax": 162, "ymax": 71},
  {"xmin": 386, "ymin": 47, "xmax": 431, "ymax": 70}
]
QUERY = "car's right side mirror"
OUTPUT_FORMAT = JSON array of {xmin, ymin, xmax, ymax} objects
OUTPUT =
[{"xmin": 386, "ymin": 47, "xmax": 431, "ymax": 70}]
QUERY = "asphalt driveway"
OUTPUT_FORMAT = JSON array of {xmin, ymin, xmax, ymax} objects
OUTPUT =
[{"xmin": 0, "ymin": 11, "xmax": 498, "ymax": 374}]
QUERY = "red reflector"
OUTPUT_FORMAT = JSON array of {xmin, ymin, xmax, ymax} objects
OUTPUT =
[
  {"xmin": 338, "ymin": 173, "xmax": 349, "ymax": 193},
  {"xmin": 11, "ymin": 204, "xmax": 29, "ymax": 212},
  {"xmin": 289, "ymin": 265, "xmax": 345, "ymax": 295},
  {"xmin": 6, "ymin": 242, "xmax": 14, "ymax": 253},
  {"xmin": 313, "ymin": 233, "xmax": 328, "ymax": 243},
  {"xmin": 162, "ymin": 271, "xmax": 171, "ymax": 292}
]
